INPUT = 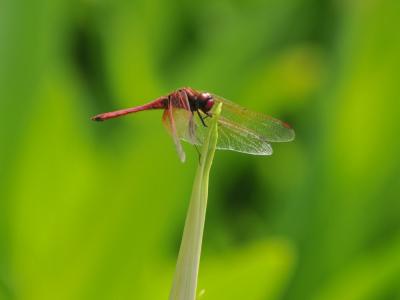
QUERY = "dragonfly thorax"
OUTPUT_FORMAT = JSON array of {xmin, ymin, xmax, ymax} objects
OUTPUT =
[{"xmin": 188, "ymin": 91, "xmax": 214, "ymax": 113}]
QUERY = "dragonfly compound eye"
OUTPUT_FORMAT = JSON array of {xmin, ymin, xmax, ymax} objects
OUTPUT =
[{"xmin": 204, "ymin": 98, "xmax": 214, "ymax": 111}]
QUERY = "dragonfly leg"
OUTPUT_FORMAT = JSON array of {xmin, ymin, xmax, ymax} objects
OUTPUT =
[
  {"xmin": 197, "ymin": 110, "xmax": 208, "ymax": 127},
  {"xmin": 193, "ymin": 144, "xmax": 202, "ymax": 163},
  {"xmin": 203, "ymin": 112, "xmax": 212, "ymax": 119}
]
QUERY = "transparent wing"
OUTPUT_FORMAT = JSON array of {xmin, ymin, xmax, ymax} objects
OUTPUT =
[
  {"xmin": 170, "ymin": 95, "xmax": 294, "ymax": 156},
  {"xmin": 216, "ymin": 116, "xmax": 273, "ymax": 155},
  {"xmin": 162, "ymin": 108, "xmax": 186, "ymax": 162},
  {"xmin": 161, "ymin": 90, "xmax": 194, "ymax": 162},
  {"xmin": 214, "ymin": 95, "xmax": 295, "ymax": 143}
]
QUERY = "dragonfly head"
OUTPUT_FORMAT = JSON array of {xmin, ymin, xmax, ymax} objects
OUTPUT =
[{"xmin": 198, "ymin": 92, "xmax": 214, "ymax": 112}]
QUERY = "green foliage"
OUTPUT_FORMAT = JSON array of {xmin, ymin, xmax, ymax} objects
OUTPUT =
[
  {"xmin": 0, "ymin": 0, "xmax": 400, "ymax": 299},
  {"xmin": 169, "ymin": 103, "xmax": 221, "ymax": 300}
]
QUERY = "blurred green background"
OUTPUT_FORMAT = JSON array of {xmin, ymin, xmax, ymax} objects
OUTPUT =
[{"xmin": 1, "ymin": 0, "xmax": 400, "ymax": 299}]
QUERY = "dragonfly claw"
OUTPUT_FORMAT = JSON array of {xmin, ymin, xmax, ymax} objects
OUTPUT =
[{"xmin": 196, "ymin": 110, "xmax": 208, "ymax": 127}]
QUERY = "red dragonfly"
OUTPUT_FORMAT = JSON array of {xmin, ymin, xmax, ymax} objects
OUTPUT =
[{"xmin": 92, "ymin": 87, "xmax": 295, "ymax": 162}]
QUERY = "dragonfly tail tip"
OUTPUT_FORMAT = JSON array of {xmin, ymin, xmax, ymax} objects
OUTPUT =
[{"xmin": 91, "ymin": 115, "xmax": 104, "ymax": 122}]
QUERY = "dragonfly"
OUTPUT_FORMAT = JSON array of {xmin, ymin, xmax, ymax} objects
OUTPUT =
[{"xmin": 91, "ymin": 87, "xmax": 295, "ymax": 162}]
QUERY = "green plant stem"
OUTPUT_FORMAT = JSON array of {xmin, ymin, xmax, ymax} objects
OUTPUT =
[{"xmin": 169, "ymin": 103, "xmax": 222, "ymax": 300}]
